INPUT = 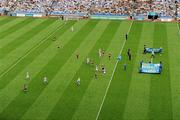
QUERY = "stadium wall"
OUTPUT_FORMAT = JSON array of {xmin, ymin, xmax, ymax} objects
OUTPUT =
[
  {"xmin": 10, "ymin": 12, "xmax": 43, "ymax": 17},
  {"xmin": 90, "ymin": 15, "xmax": 129, "ymax": 20}
]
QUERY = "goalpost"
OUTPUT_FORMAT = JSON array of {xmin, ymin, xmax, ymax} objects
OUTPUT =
[{"xmin": 63, "ymin": 15, "xmax": 81, "ymax": 21}]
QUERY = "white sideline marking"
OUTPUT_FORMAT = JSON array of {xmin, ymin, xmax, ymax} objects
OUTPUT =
[
  {"xmin": 0, "ymin": 24, "xmax": 65, "ymax": 79},
  {"xmin": 95, "ymin": 21, "xmax": 134, "ymax": 120}
]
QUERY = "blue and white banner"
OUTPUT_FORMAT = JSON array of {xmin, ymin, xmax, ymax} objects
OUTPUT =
[
  {"xmin": 145, "ymin": 48, "xmax": 162, "ymax": 53},
  {"xmin": 15, "ymin": 13, "xmax": 43, "ymax": 17},
  {"xmin": 140, "ymin": 63, "xmax": 162, "ymax": 74}
]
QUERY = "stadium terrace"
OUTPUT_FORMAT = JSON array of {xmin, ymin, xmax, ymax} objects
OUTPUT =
[
  {"xmin": 0, "ymin": 0, "xmax": 180, "ymax": 120},
  {"xmin": 0, "ymin": 0, "xmax": 180, "ymax": 21}
]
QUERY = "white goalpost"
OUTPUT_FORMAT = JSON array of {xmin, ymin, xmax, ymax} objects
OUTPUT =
[{"xmin": 63, "ymin": 15, "xmax": 81, "ymax": 21}]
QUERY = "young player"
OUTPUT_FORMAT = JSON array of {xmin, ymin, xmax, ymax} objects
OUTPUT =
[
  {"xmin": 151, "ymin": 50, "xmax": 155, "ymax": 58},
  {"xmin": 99, "ymin": 49, "xmax": 102, "ymax": 58},
  {"xmin": 102, "ymin": 66, "xmax": 106, "ymax": 74},
  {"xmin": 25, "ymin": 72, "xmax": 30, "ymax": 80},
  {"xmin": 127, "ymin": 49, "xmax": 132, "ymax": 61},
  {"xmin": 95, "ymin": 73, "xmax": 98, "ymax": 79},
  {"xmin": 76, "ymin": 53, "xmax": 79, "ymax": 59},
  {"xmin": 71, "ymin": 26, "xmax": 74, "ymax": 32},
  {"xmin": 125, "ymin": 33, "xmax": 128, "ymax": 40},
  {"xmin": 96, "ymin": 65, "xmax": 99, "ymax": 72},
  {"xmin": 143, "ymin": 45, "xmax": 147, "ymax": 54},
  {"xmin": 102, "ymin": 49, "xmax": 105, "ymax": 56},
  {"xmin": 77, "ymin": 77, "xmax": 80, "ymax": 86},
  {"xmin": 108, "ymin": 52, "xmax": 112, "ymax": 60},
  {"xmin": 43, "ymin": 76, "xmax": 48, "ymax": 84},
  {"xmin": 117, "ymin": 55, "xmax": 122, "ymax": 61},
  {"xmin": 150, "ymin": 56, "xmax": 153, "ymax": 63},
  {"xmin": 123, "ymin": 63, "xmax": 127, "ymax": 71},
  {"xmin": 103, "ymin": 68, "xmax": 106, "ymax": 74},
  {"xmin": 86, "ymin": 57, "xmax": 90, "ymax": 64},
  {"xmin": 23, "ymin": 84, "xmax": 28, "ymax": 92},
  {"xmin": 159, "ymin": 61, "xmax": 162, "ymax": 70}
]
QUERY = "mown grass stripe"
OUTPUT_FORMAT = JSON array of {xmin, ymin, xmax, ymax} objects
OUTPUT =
[
  {"xmin": 47, "ymin": 20, "xmax": 121, "ymax": 120},
  {"xmin": 0, "ymin": 20, "xmax": 61, "ymax": 76},
  {"xmin": 0, "ymin": 19, "xmax": 44, "ymax": 49},
  {"xmin": 96, "ymin": 21, "xmax": 133, "ymax": 120},
  {"xmin": 72, "ymin": 21, "xmax": 131, "ymax": 120},
  {"xmin": 0, "ymin": 20, "xmax": 97, "ymax": 120},
  {"xmin": 166, "ymin": 23, "xmax": 180, "ymax": 120},
  {"xmin": 123, "ymin": 22, "xmax": 154, "ymax": 120},
  {"xmin": 148, "ymin": 23, "xmax": 173, "ymax": 120},
  {"xmin": 0, "ymin": 17, "xmax": 16, "ymax": 27},
  {"xmin": 0, "ymin": 18, "xmax": 56, "ymax": 59},
  {"xmin": 0, "ymin": 18, "xmax": 26, "ymax": 34},
  {"xmin": 97, "ymin": 22, "xmax": 143, "ymax": 120},
  {"xmin": 0, "ymin": 21, "xmax": 76, "ymax": 115},
  {"xmin": 21, "ymin": 20, "xmax": 109, "ymax": 120},
  {"xmin": 0, "ymin": 18, "xmax": 34, "ymax": 39},
  {"xmin": 0, "ymin": 21, "xmax": 75, "ymax": 90},
  {"xmin": 0, "ymin": 17, "xmax": 7, "ymax": 21}
]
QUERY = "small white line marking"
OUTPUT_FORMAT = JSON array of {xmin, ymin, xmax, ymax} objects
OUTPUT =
[{"xmin": 95, "ymin": 21, "xmax": 134, "ymax": 120}]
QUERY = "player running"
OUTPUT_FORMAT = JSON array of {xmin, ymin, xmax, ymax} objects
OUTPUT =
[
  {"xmin": 108, "ymin": 52, "xmax": 112, "ymax": 60},
  {"xmin": 96, "ymin": 65, "xmax": 99, "ymax": 72},
  {"xmin": 95, "ymin": 73, "xmax": 98, "ymax": 79},
  {"xmin": 102, "ymin": 65, "xmax": 106, "ymax": 74},
  {"xmin": 125, "ymin": 33, "xmax": 128, "ymax": 40},
  {"xmin": 99, "ymin": 49, "xmax": 102, "ymax": 58},
  {"xmin": 151, "ymin": 50, "xmax": 155, "ymax": 58},
  {"xmin": 71, "ymin": 26, "xmax": 74, "ymax": 32},
  {"xmin": 127, "ymin": 48, "xmax": 132, "ymax": 61},
  {"xmin": 23, "ymin": 84, "xmax": 28, "ymax": 92},
  {"xmin": 86, "ymin": 57, "xmax": 90, "ymax": 64},
  {"xmin": 123, "ymin": 63, "xmax": 127, "ymax": 71},
  {"xmin": 76, "ymin": 53, "xmax": 79, "ymax": 59},
  {"xmin": 25, "ymin": 72, "xmax": 30, "ymax": 80},
  {"xmin": 43, "ymin": 76, "xmax": 48, "ymax": 84},
  {"xmin": 76, "ymin": 77, "xmax": 80, "ymax": 86}
]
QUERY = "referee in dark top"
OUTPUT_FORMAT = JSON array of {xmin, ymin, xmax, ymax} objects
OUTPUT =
[{"xmin": 125, "ymin": 33, "xmax": 128, "ymax": 40}]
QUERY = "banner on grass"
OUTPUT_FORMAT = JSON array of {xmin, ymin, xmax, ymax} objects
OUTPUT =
[
  {"xmin": 145, "ymin": 48, "xmax": 162, "ymax": 53},
  {"xmin": 140, "ymin": 63, "xmax": 161, "ymax": 74}
]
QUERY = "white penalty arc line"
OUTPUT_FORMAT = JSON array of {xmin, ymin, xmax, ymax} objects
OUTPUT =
[
  {"xmin": 95, "ymin": 20, "xmax": 134, "ymax": 120},
  {"xmin": 0, "ymin": 23, "xmax": 65, "ymax": 79}
]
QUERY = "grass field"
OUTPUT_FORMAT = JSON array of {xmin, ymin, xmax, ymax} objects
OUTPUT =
[{"xmin": 0, "ymin": 16, "xmax": 179, "ymax": 120}]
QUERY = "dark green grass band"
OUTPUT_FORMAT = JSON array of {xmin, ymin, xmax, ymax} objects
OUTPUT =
[
  {"xmin": 0, "ymin": 21, "xmax": 75, "ymax": 90},
  {"xmin": 0, "ymin": 18, "xmax": 34, "ymax": 39},
  {"xmin": 148, "ymin": 23, "xmax": 173, "ymax": 120},
  {"xmin": 0, "ymin": 20, "xmax": 97, "ymax": 120},
  {"xmin": 47, "ymin": 20, "xmax": 122, "ymax": 120},
  {"xmin": 98, "ymin": 22, "xmax": 143, "ymax": 120},
  {"xmin": 0, "ymin": 19, "xmax": 56, "ymax": 59},
  {"xmin": 0, "ymin": 17, "xmax": 17, "ymax": 27}
]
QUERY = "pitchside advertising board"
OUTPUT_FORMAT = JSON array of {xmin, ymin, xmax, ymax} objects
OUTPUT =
[
  {"xmin": 15, "ymin": 13, "xmax": 43, "ymax": 17},
  {"xmin": 90, "ymin": 15, "xmax": 129, "ymax": 20}
]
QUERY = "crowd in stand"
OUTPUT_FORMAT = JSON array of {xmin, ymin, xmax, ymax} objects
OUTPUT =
[{"xmin": 0, "ymin": 0, "xmax": 180, "ymax": 17}]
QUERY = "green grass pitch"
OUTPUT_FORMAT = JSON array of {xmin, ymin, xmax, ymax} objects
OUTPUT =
[{"xmin": 0, "ymin": 16, "xmax": 179, "ymax": 120}]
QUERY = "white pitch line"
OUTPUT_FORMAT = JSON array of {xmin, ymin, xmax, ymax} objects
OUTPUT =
[
  {"xmin": 0, "ymin": 23, "xmax": 65, "ymax": 79},
  {"xmin": 95, "ymin": 20, "xmax": 134, "ymax": 120}
]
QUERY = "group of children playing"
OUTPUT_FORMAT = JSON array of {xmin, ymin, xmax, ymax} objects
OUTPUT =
[
  {"xmin": 75, "ymin": 48, "xmax": 112, "ymax": 86},
  {"xmin": 23, "ymin": 72, "xmax": 48, "ymax": 92}
]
